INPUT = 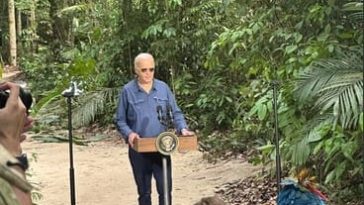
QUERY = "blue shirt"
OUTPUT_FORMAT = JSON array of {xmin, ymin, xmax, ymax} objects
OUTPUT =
[{"xmin": 116, "ymin": 79, "xmax": 188, "ymax": 141}]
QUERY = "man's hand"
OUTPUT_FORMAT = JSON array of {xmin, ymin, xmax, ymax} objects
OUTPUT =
[
  {"xmin": 0, "ymin": 82, "xmax": 27, "ymax": 156},
  {"xmin": 128, "ymin": 132, "xmax": 140, "ymax": 147},
  {"xmin": 181, "ymin": 128, "xmax": 194, "ymax": 136}
]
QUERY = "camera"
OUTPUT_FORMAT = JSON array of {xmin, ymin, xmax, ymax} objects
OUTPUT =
[{"xmin": 0, "ymin": 87, "xmax": 33, "ymax": 113}]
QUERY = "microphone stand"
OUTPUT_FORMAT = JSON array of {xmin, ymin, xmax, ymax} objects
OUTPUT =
[
  {"xmin": 156, "ymin": 105, "xmax": 174, "ymax": 205},
  {"xmin": 62, "ymin": 81, "xmax": 83, "ymax": 205},
  {"xmin": 271, "ymin": 78, "xmax": 281, "ymax": 193}
]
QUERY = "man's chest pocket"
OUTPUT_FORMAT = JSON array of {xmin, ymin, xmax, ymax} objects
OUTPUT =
[
  {"xmin": 127, "ymin": 99, "xmax": 145, "ymax": 119},
  {"xmin": 153, "ymin": 97, "xmax": 169, "ymax": 108}
]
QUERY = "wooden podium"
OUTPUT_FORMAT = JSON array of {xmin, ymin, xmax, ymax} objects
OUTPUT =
[
  {"xmin": 133, "ymin": 135, "xmax": 198, "ymax": 153},
  {"xmin": 132, "ymin": 133, "xmax": 197, "ymax": 205}
]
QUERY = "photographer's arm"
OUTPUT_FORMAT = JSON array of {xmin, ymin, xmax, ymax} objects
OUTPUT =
[
  {"xmin": 0, "ymin": 146, "xmax": 32, "ymax": 205},
  {"xmin": 0, "ymin": 82, "xmax": 32, "ymax": 205},
  {"xmin": 9, "ymin": 167, "xmax": 32, "ymax": 205}
]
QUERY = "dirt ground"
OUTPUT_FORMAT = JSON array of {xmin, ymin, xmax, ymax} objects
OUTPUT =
[
  {"xmin": 22, "ymin": 136, "xmax": 260, "ymax": 205},
  {"xmin": 2, "ymin": 70, "xmax": 259, "ymax": 204}
]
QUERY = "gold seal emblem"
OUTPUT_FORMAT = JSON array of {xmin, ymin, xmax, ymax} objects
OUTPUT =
[{"xmin": 155, "ymin": 132, "xmax": 179, "ymax": 155}]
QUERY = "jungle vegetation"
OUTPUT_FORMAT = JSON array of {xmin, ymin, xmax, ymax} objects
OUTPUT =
[{"xmin": 0, "ymin": 0, "xmax": 363, "ymax": 203}]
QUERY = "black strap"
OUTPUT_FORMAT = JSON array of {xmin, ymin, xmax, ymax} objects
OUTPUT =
[{"xmin": 6, "ymin": 154, "xmax": 28, "ymax": 171}]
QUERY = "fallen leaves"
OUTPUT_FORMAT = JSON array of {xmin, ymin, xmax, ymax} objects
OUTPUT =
[{"xmin": 215, "ymin": 175, "xmax": 277, "ymax": 205}]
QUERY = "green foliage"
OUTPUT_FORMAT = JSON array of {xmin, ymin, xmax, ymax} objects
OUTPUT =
[
  {"xmin": 73, "ymin": 88, "xmax": 118, "ymax": 127},
  {"xmin": 290, "ymin": 47, "xmax": 364, "ymax": 200},
  {"xmin": 295, "ymin": 48, "xmax": 363, "ymax": 129},
  {"xmin": 21, "ymin": 0, "xmax": 123, "ymax": 124},
  {"xmin": 343, "ymin": 1, "xmax": 363, "ymax": 23},
  {"xmin": 31, "ymin": 88, "xmax": 63, "ymax": 115},
  {"xmin": 249, "ymin": 91, "xmax": 273, "ymax": 121},
  {"xmin": 11, "ymin": 0, "xmax": 363, "ymax": 202},
  {"xmin": 20, "ymin": 49, "xmax": 69, "ymax": 100},
  {"xmin": 202, "ymin": 0, "xmax": 363, "ymax": 201},
  {"xmin": 194, "ymin": 73, "xmax": 237, "ymax": 129}
]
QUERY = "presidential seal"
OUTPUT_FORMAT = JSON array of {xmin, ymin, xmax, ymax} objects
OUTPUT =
[{"xmin": 155, "ymin": 132, "xmax": 179, "ymax": 155}]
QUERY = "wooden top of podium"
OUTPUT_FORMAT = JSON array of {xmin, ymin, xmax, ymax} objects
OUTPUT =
[{"xmin": 133, "ymin": 135, "xmax": 198, "ymax": 153}]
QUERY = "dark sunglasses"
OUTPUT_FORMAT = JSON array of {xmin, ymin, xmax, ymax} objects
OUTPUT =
[{"xmin": 141, "ymin": 68, "xmax": 155, "ymax": 73}]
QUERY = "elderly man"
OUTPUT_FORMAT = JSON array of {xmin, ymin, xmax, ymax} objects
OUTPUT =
[{"xmin": 116, "ymin": 53, "xmax": 194, "ymax": 205}]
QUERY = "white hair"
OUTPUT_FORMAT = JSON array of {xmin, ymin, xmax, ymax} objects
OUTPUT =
[{"xmin": 134, "ymin": 53, "xmax": 154, "ymax": 69}]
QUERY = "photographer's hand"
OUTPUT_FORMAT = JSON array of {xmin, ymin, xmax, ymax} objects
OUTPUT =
[{"xmin": 0, "ymin": 82, "xmax": 27, "ymax": 156}]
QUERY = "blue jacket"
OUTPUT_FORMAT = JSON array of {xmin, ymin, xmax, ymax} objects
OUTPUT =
[{"xmin": 116, "ymin": 79, "xmax": 188, "ymax": 141}]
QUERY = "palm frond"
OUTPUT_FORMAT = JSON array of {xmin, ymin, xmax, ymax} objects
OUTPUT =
[
  {"xmin": 73, "ymin": 87, "xmax": 118, "ymax": 127},
  {"xmin": 343, "ymin": 1, "xmax": 363, "ymax": 23},
  {"xmin": 308, "ymin": 112, "xmax": 335, "ymax": 129},
  {"xmin": 32, "ymin": 88, "xmax": 63, "ymax": 115},
  {"xmin": 343, "ymin": 2, "xmax": 363, "ymax": 12},
  {"xmin": 291, "ymin": 136, "xmax": 310, "ymax": 166},
  {"xmin": 295, "ymin": 49, "xmax": 363, "ymax": 129},
  {"xmin": 348, "ymin": 12, "xmax": 364, "ymax": 22},
  {"xmin": 57, "ymin": 4, "xmax": 89, "ymax": 17},
  {"xmin": 188, "ymin": 0, "xmax": 221, "ymax": 15}
]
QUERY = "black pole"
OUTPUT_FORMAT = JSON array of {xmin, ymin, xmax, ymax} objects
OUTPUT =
[
  {"xmin": 67, "ymin": 96, "xmax": 76, "ymax": 205},
  {"xmin": 156, "ymin": 104, "xmax": 174, "ymax": 205},
  {"xmin": 272, "ymin": 80, "xmax": 281, "ymax": 194},
  {"xmin": 362, "ymin": 126, "xmax": 364, "ymax": 201},
  {"xmin": 62, "ymin": 81, "xmax": 82, "ymax": 205}
]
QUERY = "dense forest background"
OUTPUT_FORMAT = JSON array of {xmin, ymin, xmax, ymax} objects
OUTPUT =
[{"xmin": 1, "ymin": 0, "xmax": 363, "ymax": 203}]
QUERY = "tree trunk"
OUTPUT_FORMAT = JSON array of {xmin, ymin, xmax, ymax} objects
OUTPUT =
[
  {"xmin": 16, "ymin": 9, "xmax": 22, "ymax": 58},
  {"xmin": 8, "ymin": 0, "xmax": 17, "ymax": 67},
  {"xmin": 121, "ymin": 0, "xmax": 133, "ymax": 75},
  {"xmin": 29, "ymin": 0, "xmax": 37, "ymax": 53},
  {"xmin": 49, "ymin": 0, "xmax": 71, "ymax": 58},
  {"xmin": 16, "ymin": 9, "xmax": 21, "ymax": 37},
  {"xmin": 68, "ymin": 0, "xmax": 74, "ymax": 48}
]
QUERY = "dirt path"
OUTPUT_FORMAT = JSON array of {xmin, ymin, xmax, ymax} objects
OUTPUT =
[
  {"xmin": 22, "ymin": 136, "xmax": 259, "ymax": 205},
  {"xmin": 3, "ymin": 70, "xmax": 259, "ymax": 204}
]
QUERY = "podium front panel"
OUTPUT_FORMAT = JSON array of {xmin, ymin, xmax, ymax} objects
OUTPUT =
[{"xmin": 133, "ymin": 135, "xmax": 197, "ymax": 153}]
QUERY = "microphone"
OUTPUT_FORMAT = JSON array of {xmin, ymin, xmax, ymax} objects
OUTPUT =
[
  {"xmin": 157, "ymin": 105, "xmax": 163, "ymax": 122},
  {"xmin": 62, "ymin": 81, "xmax": 83, "ymax": 97},
  {"xmin": 166, "ymin": 104, "xmax": 174, "ymax": 124}
]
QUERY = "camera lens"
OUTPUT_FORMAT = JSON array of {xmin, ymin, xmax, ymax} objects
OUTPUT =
[
  {"xmin": 0, "ymin": 91, "xmax": 8, "ymax": 109},
  {"xmin": 0, "ymin": 87, "xmax": 32, "ymax": 112},
  {"xmin": 20, "ymin": 88, "xmax": 33, "ymax": 112}
]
